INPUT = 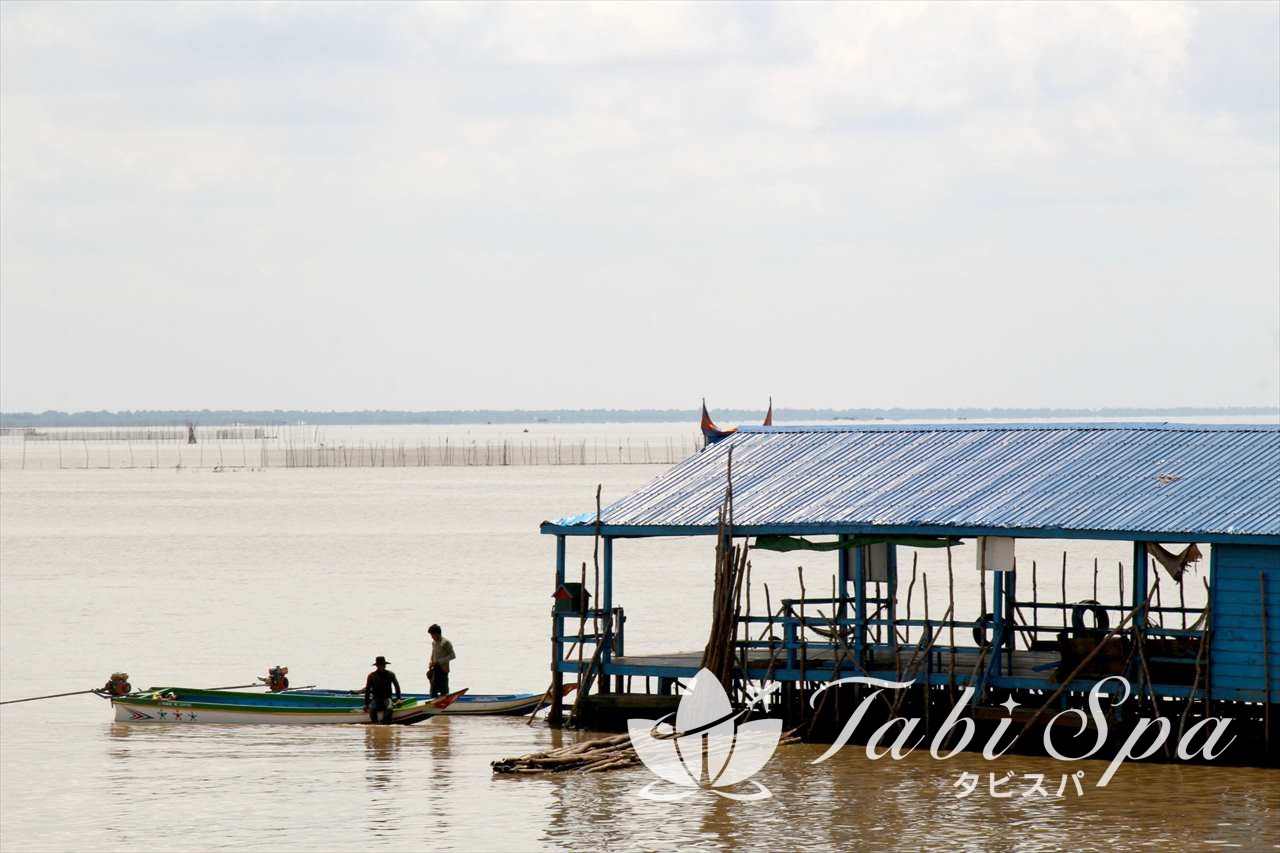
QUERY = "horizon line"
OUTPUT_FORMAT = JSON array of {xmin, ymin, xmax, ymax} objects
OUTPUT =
[{"xmin": 2, "ymin": 404, "xmax": 1277, "ymax": 429}]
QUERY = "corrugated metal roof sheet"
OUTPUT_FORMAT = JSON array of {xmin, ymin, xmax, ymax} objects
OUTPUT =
[{"xmin": 550, "ymin": 423, "xmax": 1280, "ymax": 539}]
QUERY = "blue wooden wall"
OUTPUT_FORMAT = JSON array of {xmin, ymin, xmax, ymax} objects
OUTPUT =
[{"xmin": 1210, "ymin": 544, "xmax": 1280, "ymax": 702}]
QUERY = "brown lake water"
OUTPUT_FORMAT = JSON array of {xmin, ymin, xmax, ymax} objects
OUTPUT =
[{"xmin": 1, "ymin": 448, "xmax": 1277, "ymax": 850}]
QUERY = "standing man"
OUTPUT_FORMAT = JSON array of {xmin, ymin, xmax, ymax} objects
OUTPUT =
[
  {"xmin": 363, "ymin": 656, "xmax": 401, "ymax": 724},
  {"xmin": 427, "ymin": 624, "xmax": 456, "ymax": 698}
]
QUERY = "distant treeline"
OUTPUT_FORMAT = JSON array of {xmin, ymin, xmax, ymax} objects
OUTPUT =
[{"xmin": 1, "ymin": 406, "xmax": 1276, "ymax": 428}]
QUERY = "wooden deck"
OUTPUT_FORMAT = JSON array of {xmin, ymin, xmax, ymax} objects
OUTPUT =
[
  {"xmin": 600, "ymin": 644, "xmax": 1205, "ymax": 699},
  {"xmin": 604, "ymin": 648, "xmax": 1075, "ymax": 686},
  {"xmin": 611, "ymin": 646, "xmax": 1062, "ymax": 680}
]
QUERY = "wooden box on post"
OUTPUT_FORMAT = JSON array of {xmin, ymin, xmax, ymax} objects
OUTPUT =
[{"xmin": 553, "ymin": 583, "xmax": 591, "ymax": 616}]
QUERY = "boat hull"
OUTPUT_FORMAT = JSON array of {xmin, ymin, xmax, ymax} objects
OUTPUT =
[
  {"xmin": 112, "ymin": 699, "xmax": 428, "ymax": 725},
  {"xmin": 111, "ymin": 687, "xmax": 466, "ymax": 725},
  {"xmin": 294, "ymin": 684, "xmax": 575, "ymax": 716}
]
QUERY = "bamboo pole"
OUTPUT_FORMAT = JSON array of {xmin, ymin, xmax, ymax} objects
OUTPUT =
[
  {"xmin": 889, "ymin": 604, "xmax": 953, "ymax": 717},
  {"xmin": 1179, "ymin": 575, "xmax": 1187, "ymax": 630},
  {"xmin": 1031, "ymin": 559, "xmax": 1039, "ymax": 640},
  {"xmin": 798, "ymin": 565, "xmax": 807, "ymax": 696},
  {"xmin": 1118, "ymin": 561, "xmax": 1125, "ymax": 613},
  {"xmin": 979, "ymin": 563, "xmax": 986, "ymax": 621},
  {"xmin": 1176, "ymin": 598, "xmax": 1211, "ymax": 746},
  {"xmin": 905, "ymin": 555, "xmax": 918, "ymax": 647},
  {"xmin": 0, "ymin": 688, "xmax": 101, "ymax": 705},
  {"xmin": 761, "ymin": 582, "xmax": 781, "ymax": 690},
  {"xmin": 1061, "ymin": 551, "xmax": 1068, "ymax": 628},
  {"xmin": 1153, "ymin": 565, "xmax": 1163, "ymax": 628},
  {"xmin": 575, "ymin": 561, "xmax": 587, "ymax": 674},
  {"xmin": 1132, "ymin": 604, "xmax": 1171, "ymax": 758},
  {"xmin": 1203, "ymin": 576, "xmax": 1214, "ymax": 717}
]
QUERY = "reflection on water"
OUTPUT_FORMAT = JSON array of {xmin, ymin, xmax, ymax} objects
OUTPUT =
[
  {"xmin": 2, "ymin": 463, "xmax": 1278, "ymax": 851},
  {"xmin": 365, "ymin": 724, "xmax": 400, "ymax": 766},
  {"xmin": 365, "ymin": 726, "xmax": 401, "ymax": 835},
  {"xmin": 7, "ymin": 677, "xmax": 1280, "ymax": 851},
  {"xmin": 531, "ymin": 740, "xmax": 1280, "ymax": 851}
]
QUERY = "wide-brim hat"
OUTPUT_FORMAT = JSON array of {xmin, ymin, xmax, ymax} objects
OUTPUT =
[{"xmin": 373, "ymin": 656, "xmax": 389, "ymax": 666}]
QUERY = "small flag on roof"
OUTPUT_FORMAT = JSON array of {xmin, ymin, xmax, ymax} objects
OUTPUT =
[{"xmin": 700, "ymin": 399, "xmax": 737, "ymax": 446}]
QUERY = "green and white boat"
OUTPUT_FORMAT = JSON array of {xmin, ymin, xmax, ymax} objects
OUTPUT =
[{"xmin": 111, "ymin": 687, "xmax": 465, "ymax": 725}]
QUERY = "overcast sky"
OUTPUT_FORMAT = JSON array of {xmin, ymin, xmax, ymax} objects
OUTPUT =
[{"xmin": 1, "ymin": 1, "xmax": 1277, "ymax": 412}]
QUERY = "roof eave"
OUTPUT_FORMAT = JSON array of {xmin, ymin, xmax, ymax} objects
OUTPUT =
[{"xmin": 538, "ymin": 520, "xmax": 1280, "ymax": 546}]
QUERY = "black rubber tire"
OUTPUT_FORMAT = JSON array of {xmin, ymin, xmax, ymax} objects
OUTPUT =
[
  {"xmin": 972, "ymin": 612, "xmax": 994, "ymax": 648},
  {"xmin": 1071, "ymin": 600, "xmax": 1110, "ymax": 634}
]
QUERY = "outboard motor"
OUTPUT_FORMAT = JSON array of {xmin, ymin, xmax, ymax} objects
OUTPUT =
[
  {"xmin": 264, "ymin": 666, "xmax": 290, "ymax": 692},
  {"xmin": 102, "ymin": 672, "xmax": 132, "ymax": 697}
]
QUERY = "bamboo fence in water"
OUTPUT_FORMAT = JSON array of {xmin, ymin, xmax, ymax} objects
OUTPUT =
[{"xmin": 1, "ymin": 432, "xmax": 702, "ymax": 470}]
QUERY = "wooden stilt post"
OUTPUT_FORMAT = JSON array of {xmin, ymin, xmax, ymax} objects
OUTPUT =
[
  {"xmin": 1004, "ymin": 565, "xmax": 1016, "ymax": 675},
  {"xmin": 1261, "ymin": 572, "xmax": 1271, "ymax": 758},
  {"xmin": 887, "ymin": 544, "xmax": 899, "ymax": 669},
  {"xmin": 852, "ymin": 545, "xmax": 866, "ymax": 668},
  {"xmin": 946, "ymin": 545, "xmax": 956, "ymax": 696},
  {"xmin": 549, "ymin": 535, "xmax": 567, "ymax": 728},
  {"xmin": 922, "ymin": 573, "xmax": 931, "ymax": 726},
  {"xmin": 591, "ymin": 486, "xmax": 603, "ymax": 697},
  {"xmin": 1132, "ymin": 542, "xmax": 1148, "ymax": 633},
  {"xmin": 989, "ymin": 570, "xmax": 1005, "ymax": 688},
  {"xmin": 601, "ymin": 536, "xmax": 613, "ymax": 695},
  {"xmin": 798, "ymin": 566, "xmax": 808, "ymax": 706},
  {"xmin": 837, "ymin": 536, "xmax": 850, "ymax": 643}
]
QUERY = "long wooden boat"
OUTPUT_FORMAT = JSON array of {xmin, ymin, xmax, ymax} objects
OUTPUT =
[
  {"xmin": 111, "ymin": 687, "xmax": 466, "ymax": 724},
  {"xmin": 293, "ymin": 683, "xmax": 575, "ymax": 716}
]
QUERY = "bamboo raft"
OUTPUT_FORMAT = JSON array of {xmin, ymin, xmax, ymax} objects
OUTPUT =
[
  {"xmin": 493, "ymin": 733, "xmax": 639, "ymax": 774},
  {"xmin": 492, "ymin": 729, "xmax": 802, "ymax": 775}
]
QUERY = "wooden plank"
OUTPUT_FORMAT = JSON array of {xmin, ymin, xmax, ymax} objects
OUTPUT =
[
  {"xmin": 1209, "ymin": 628, "xmax": 1280, "ymax": 647},
  {"xmin": 1210, "ymin": 662, "xmax": 1266, "ymax": 677}
]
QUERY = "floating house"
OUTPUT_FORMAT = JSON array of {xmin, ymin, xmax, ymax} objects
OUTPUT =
[{"xmin": 540, "ymin": 422, "xmax": 1280, "ymax": 762}]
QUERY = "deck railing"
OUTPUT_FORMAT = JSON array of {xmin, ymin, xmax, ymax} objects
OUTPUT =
[
  {"xmin": 554, "ymin": 607, "xmax": 625, "ymax": 672},
  {"xmin": 723, "ymin": 594, "xmax": 1208, "ymax": 695}
]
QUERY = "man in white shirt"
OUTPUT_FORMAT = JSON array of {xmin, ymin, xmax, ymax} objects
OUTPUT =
[{"xmin": 427, "ymin": 624, "xmax": 456, "ymax": 697}]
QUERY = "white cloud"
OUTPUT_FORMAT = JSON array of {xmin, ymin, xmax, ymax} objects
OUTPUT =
[{"xmin": 0, "ymin": 1, "xmax": 1275, "ymax": 410}]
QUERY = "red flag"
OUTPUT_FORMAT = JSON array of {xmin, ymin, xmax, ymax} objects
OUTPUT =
[{"xmin": 700, "ymin": 399, "xmax": 736, "ymax": 446}]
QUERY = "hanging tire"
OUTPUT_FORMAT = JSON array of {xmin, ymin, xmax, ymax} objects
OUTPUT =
[
  {"xmin": 972, "ymin": 612, "xmax": 995, "ymax": 648},
  {"xmin": 1071, "ymin": 600, "xmax": 1110, "ymax": 634}
]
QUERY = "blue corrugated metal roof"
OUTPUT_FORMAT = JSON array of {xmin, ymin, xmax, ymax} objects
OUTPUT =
[{"xmin": 547, "ymin": 423, "xmax": 1280, "ymax": 541}]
